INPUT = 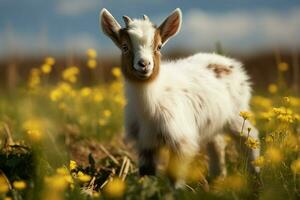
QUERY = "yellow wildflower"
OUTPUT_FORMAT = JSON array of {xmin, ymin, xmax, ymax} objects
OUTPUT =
[
  {"xmin": 56, "ymin": 167, "xmax": 69, "ymax": 176},
  {"xmin": 104, "ymin": 178, "xmax": 126, "ymax": 198},
  {"xmin": 45, "ymin": 57, "xmax": 55, "ymax": 66},
  {"xmin": 77, "ymin": 171, "xmax": 91, "ymax": 182},
  {"xmin": 41, "ymin": 64, "xmax": 52, "ymax": 74},
  {"xmin": 110, "ymin": 81, "xmax": 123, "ymax": 92},
  {"xmin": 80, "ymin": 87, "xmax": 92, "ymax": 97},
  {"xmin": 277, "ymin": 113, "xmax": 293, "ymax": 123},
  {"xmin": 59, "ymin": 82, "xmax": 72, "ymax": 93},
  {"xmin": 92, "ymin": 192, "xmax": 100, "ymax": 197},
  {"xmin": 13, "ymin": 181, "xmax": 26, "ymax": 190},
  {"xmin": 87, "ymin": 59, "xmax": 97, "ymax": 69},
  {"xmin": 22, "ymin": 119, "xmax": 44, "ymax": 142},
  {"xmin": 26, "ymin": 129, "xmax": 42, "ymax": 142},
  {"xmin": 4, "ymin": 197, "xmax": 12, "ymax": 200},
  {"xmin": 87, "ymin": 48, "xmax": 97, "ymax": 58},
  {"xmin": 291, "ymin": 159, "xmax": 300, "ymax": 174},
  {"xmin": 245, "ymin": 137, "xmax": 259, "ymax": 149},
  {"xmin": 273, "ymin": 107, "xmax": 294, "ymax": 123},
  {"xmin": 252, "ymin": 156, "xmax": 264, "ymax": 167},
  {"xmin": 265, "ymin": 147, "xmax": 283, "ymax": 164},
  {"xmin": 62, "ymin": 66, "xmax": 79, "ymax": 83},
  {"xmin": 103, "ymin": 110, "xmax": 112, "ymax": 118},
  {"xmin": 64, "ymin": 175, "xmax": 74, "ymax": 185},
  {"xmin": 93, "ymin": 93, "xmax": 103, "ymax": 102},
  {"xmin": 278, "ymin": 62, "xmax": 288, "ymax": 71},
  {"xmin": 69, "ymin": 160, "xmax": 77, "ymax": 171},
  {"xmin": 239, "ymin": 111, "xmax": 252, "ymax": 120},
  {"xmin": 0, "ymin": 176, "xmax": 9, "ymax": 193},
  {"xmin": 114, "ymin": 95, "xmax": 126, "ymax": 106},
  {"xmin": 268, "ymin": 84, "xmax": 278, "ymax": 94},
  {"xmin": 112, "ymin": 67, "xmax": 122, "ymax": 78},
  {"xmin": 44, "ymin": 175, "xmax": 68, "ymax": 191},
  {"xmin": 50, "ymin": 89, "xmax": 62, "ymax": 102},
  {"xmin": 28, "ymin": 68, "xmax": 41, "ymax": 88}
]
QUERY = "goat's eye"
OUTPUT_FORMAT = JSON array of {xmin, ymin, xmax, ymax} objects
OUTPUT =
[
  {"xmin": 157, "ymin": 44, "xmax": 162, "ymax": 51},
  {"xmin": 122, "ymin": 44, "xmax": 129, "ymax": 53}
]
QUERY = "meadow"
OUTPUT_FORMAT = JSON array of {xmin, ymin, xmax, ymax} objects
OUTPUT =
[{"xmin": 0, "ymin": 49, "xmax": 300, "ymax": 200}]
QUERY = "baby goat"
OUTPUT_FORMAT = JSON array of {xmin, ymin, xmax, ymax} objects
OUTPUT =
[{"xmin": 100, "ymin": 8, "xmax": 260, "ymax": 185}]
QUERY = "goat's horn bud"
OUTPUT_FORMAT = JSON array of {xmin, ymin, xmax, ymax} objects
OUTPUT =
[
  {"xmin": 143, "ymin": 15, "xmax": 149, "ymax": 21},
  {"xmin": 122, "ymin": 15, "xmax": 132, "ymax": 27}
]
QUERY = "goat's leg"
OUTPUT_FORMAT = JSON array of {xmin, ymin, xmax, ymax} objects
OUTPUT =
[
  {"xmin": 138, "ymin": 149, "xmax": 157, "ymax": 176},
  {"xmin": 207, "ymin": 134, "xmax": 227, "ymax": 178},
  {"xmin": 168, "ymin": 142, "xmax": 198, "ymax": 188},
  {"xmin": 228, "ymin": 118, "xmax": 260, "ymax": 173}
]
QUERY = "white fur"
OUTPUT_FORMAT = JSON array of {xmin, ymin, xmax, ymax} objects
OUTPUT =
[
  {"xmin": 100, "ymin": 8, "xmax": 260, "ymax": 179},
  {"xmin": 127, "ymin": 19, "xmax": 155, "ymax": 75},
  {"xmin": 125, "ymin": 53, "xmax": 252, "ymax": 155}
]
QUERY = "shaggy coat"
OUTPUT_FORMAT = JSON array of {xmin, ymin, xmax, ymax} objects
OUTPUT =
[{"xmin": 100, "ymin": 8, "xmax": 260, "ymax": 184}]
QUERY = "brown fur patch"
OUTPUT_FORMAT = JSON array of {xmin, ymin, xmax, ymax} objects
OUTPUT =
[
  {"xmin": 119, "ymin": 28, "xmax": 161, "ymax": 84},
  {"xmin": 207, "ymin": 64, "xmax": 232, "ymax": 78},
  {"xmin": 159, "ymin": 13, "xmax": 181, "ymax": 44},
  {"xmin": 119, "ymin": 29, "xmax": 134, "ymax": 80}
]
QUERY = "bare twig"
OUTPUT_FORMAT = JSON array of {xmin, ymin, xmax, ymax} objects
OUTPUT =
[
  {"xmin": 81, "ymin": 177, "xmax": 96, "ymax": 196},
  {"xmin": 2, "ymin": 123, "xmax": 14, "ymax": 150},
  {"xmin": 0, "ymin": 169, "xmax": 12, "ymax": 190},
  {"xmin": 121, "ymin": 158, "xmax": 130, "ymax": 181},
  {"xmin": 99, "ymin": 144, "xmax": 119, "ymax": 165},
  {"xmin": 100, "ymin": 169, "xmax": 116, "ymax": 189},
  {"xmin": 185, "ymin": 183, "xmax": 196, "ymax": 193},
  {"xmin": 100, "ymin": 179, "xmax": 109, "ymax": 189},
  {"xmin": 118, "ymin": 156, "xmax": 127, "ymax": 177}
]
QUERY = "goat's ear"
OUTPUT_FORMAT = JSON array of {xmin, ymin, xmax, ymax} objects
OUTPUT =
[
  {"xmin": 158, "ymin": 8, "xmax": 182, "ymax": 46},
  {"xmin": 100, "ymin": 8, "xmax": 122, "ymax": 48}
]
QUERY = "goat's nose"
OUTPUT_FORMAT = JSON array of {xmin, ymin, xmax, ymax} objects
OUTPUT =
[{"xmin": 138, "ymin": 59, "xmax": 150, "ymax": 69}]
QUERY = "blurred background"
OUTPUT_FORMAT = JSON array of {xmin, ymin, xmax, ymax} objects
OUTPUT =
[{"xmin": 0, "ymin": 0, "xmax": 300, "ymax": 91}]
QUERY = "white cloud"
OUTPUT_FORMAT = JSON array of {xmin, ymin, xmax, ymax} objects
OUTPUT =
[
  {"xmin": 56, "ymin": 0, "xmax": 101, "ymax": 16},
  {"xmin": 177, "ymin": 8, "xmax": 300, "ymax": 52}
]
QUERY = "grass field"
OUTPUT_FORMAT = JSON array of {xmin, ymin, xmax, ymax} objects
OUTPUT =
[{"xmin": 0, "ymin": 49, "xmax": 300, "ymax": 200}]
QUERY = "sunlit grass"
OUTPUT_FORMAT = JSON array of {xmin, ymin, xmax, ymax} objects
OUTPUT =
[{"xmin": 0, "ymin": 49, "xmax": 299, "ymax": 199}]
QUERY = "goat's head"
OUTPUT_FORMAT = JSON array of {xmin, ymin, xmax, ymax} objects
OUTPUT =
[{"xmin": 100, "ymin": 8, "xmax": 182, "ymax": 82}]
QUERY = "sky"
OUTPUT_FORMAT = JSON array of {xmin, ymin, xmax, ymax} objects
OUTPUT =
[{"xmin": 0, "ymin": 0, "xmax": 300, "ymax": 57}]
